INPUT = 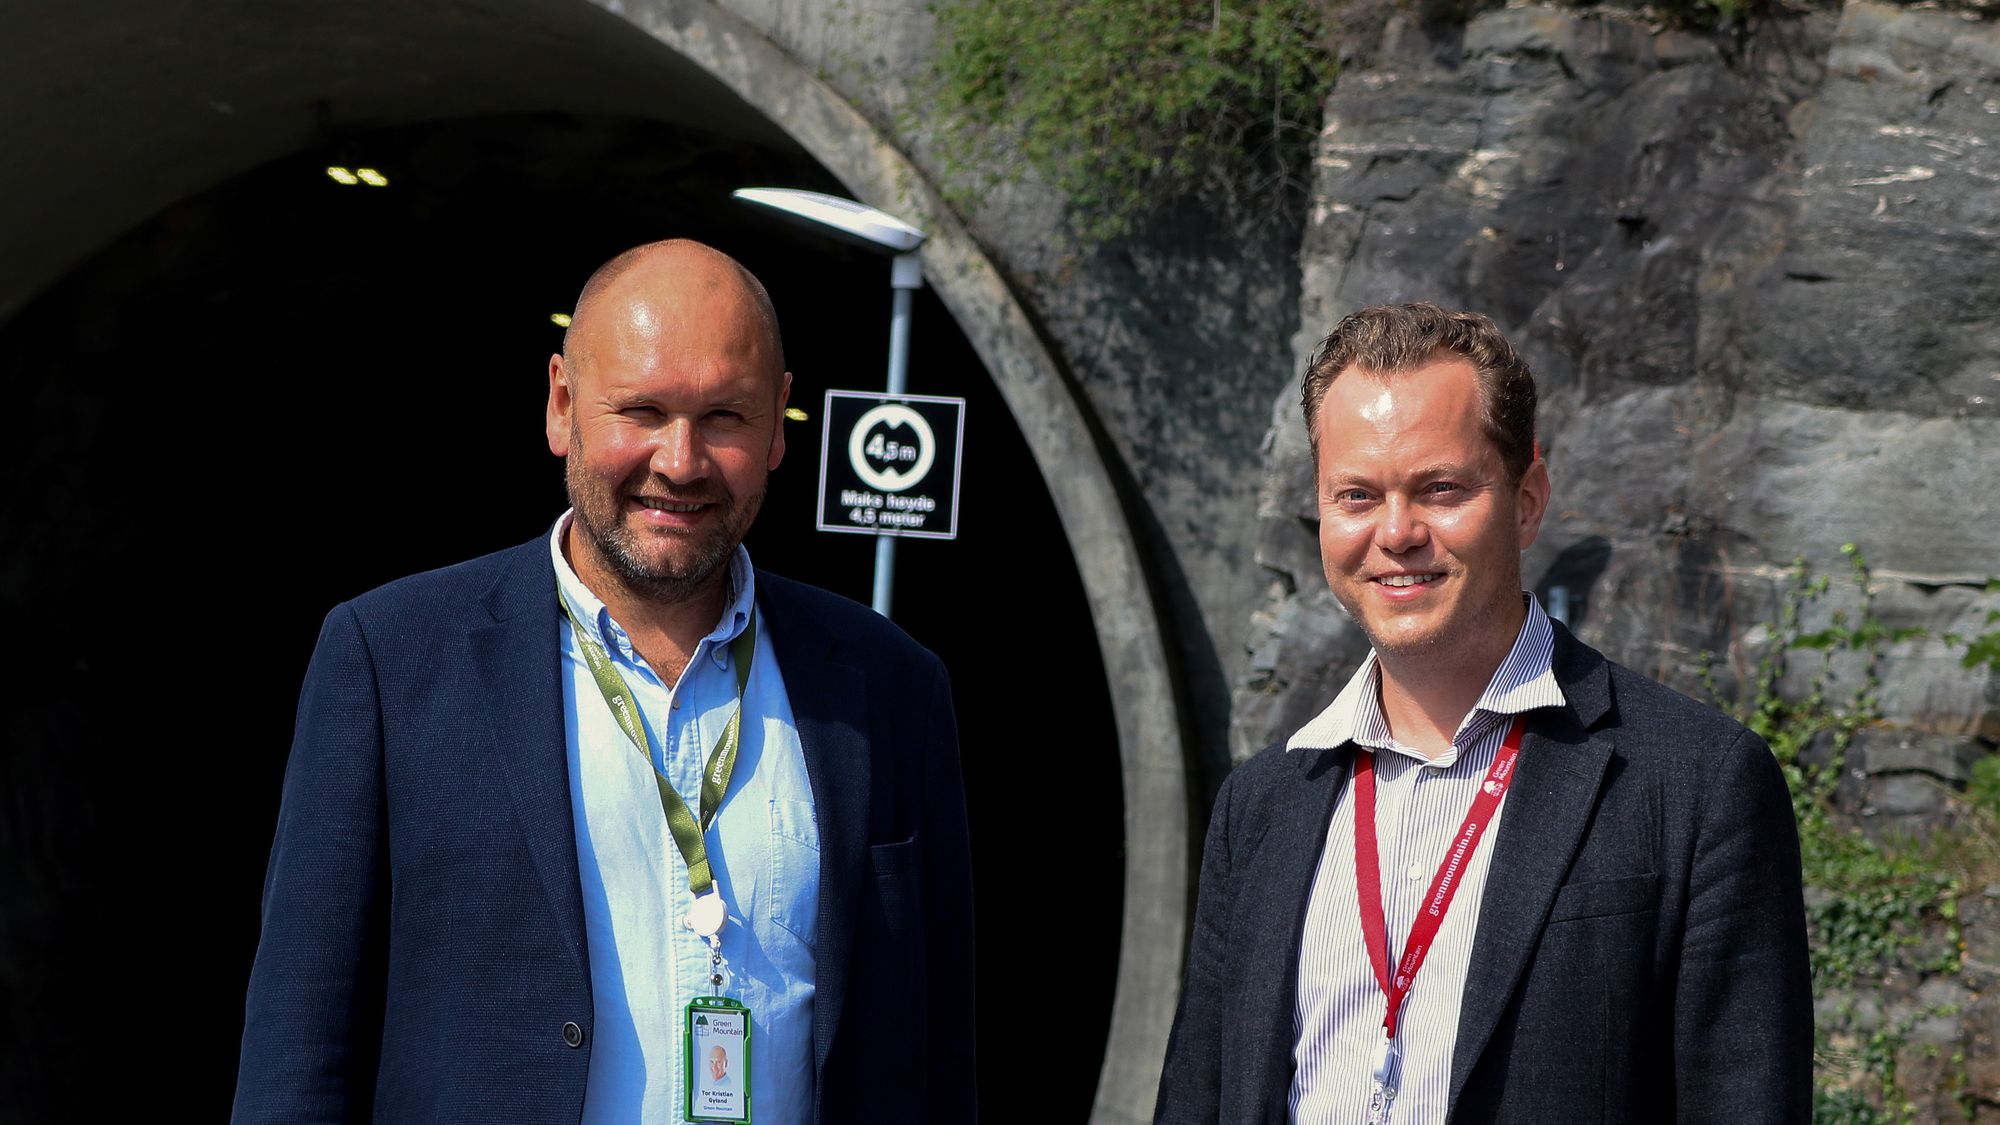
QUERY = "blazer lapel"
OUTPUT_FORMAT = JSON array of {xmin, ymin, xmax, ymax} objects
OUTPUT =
[
  {"xmin": 1240, "ymin": 744, "xmax": 1356, "ymax": 1114},
  {"xmin": 757, "ymin": 574, "xmax": 871, "ymax": 1082},
  {"xmin": 1448, "ymin": 629, "xmax": 1615, "ymax": 1107},
  {"xmin": 471, "ymin": 541, "xmax": 589, "ymax": 972}
]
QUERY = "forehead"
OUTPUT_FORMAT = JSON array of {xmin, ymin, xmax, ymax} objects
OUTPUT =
[
  {"xmin": 1315, "ymin": 358, "xmax": 1496, "ymax": 469},
  {"xmin": 575, "ymin": 276, "xmax": 781, "ymax": 394}
]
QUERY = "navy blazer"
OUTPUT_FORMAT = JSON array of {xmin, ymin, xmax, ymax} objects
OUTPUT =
[
  {"xmin": 1154, "ymin": 624, "xmax": 1812, "ymax": 1124},
  {"xmin": 234, "ymin": 539, "xmax": 975, "ymax": 1124}
]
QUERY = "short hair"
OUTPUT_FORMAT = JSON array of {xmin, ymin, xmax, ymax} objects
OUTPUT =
[{"xmin": 1300, "ymin": 302, "xmax": 1538, "ymax": 481}]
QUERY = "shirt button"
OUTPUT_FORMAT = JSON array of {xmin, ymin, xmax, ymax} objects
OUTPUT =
[
  {"xmin": 562, "ymin": 1021, "xmax": 585, "ymax": 1048},
  {"xmin": 1406, "ymin": 864, "xmax": 1424, "ymax": 882}
]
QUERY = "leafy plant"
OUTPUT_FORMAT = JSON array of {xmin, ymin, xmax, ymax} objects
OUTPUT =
[
  {"xmin": 1942, "ymin": 578, "xmax": 2000, "ymax": 676},
  {"xmin": 925, "ymin": 0, "xmax": 1335, "ymax": 240},
  {"xmin": 1969, "ymin": 755, "xmax": 2000, "ymax": 817},
  {"xmin": 1701, "ymin": 544, "xmax": 1975, "ymax": 1117},
  {"xmin": 1811, "ymin": 1084, "xmax": 1894, "ymax": 1125}
]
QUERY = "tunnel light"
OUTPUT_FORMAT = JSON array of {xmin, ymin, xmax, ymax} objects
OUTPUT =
[
  {"xmin": 784, "ymin": 407, "xmax": 808, "ymax": 422},
  {"xmin": 326, "ymin": 165, "xmax": 390, "ymax": 187},
  {"xmin": 550, "ymin": 313, "xmax": 573, "ymax": 328}
]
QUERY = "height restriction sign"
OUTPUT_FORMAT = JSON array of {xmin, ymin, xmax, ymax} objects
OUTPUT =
[{"xmin": 816, "ymin": 390, "xmax": 965, "ymax": 540}]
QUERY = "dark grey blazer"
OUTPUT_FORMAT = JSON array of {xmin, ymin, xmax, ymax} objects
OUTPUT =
[
  {"xmin": 1154, "ymin": 623, "xmax": 1811, "ymax": 1124},
  {"xmin": 234, "ymin": 538, "xmax": 975, "ymax": 1124}
]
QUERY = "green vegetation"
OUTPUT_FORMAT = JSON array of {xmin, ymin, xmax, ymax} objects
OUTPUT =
[
  {"xmin": 925, "ymin": 0, "xmax": 1335, "ymax": 240},
  {"xmin": 1702, "ymin": 545, "xmax": 1998, "ymax": 1120},
  {"xmin": 1684, "ymin": 0, "xmax": 1763, "ymax": 27},
  {"xmin": 1944, "ymin": 578, "xmax": 2000, "ymax": 679},
  {"xmin": 1970, "ymin": 753, "xmax": 2000, "ymax": 817}
]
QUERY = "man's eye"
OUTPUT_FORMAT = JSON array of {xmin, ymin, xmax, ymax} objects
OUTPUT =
[
  {"xmin": 1334, "ymin": 489, "xmax": 1371, "ymax": 505},
  {"xmin": 1425, "ymin": 481, "xmax": 1462, "ymax": 495}
]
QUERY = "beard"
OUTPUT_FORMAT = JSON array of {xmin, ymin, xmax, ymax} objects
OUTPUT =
[
  {"xmin": 1332, "ymin": 567, "xmax": 1526, "ymax": 675},
  {"xmin": 565, "ymin": 425, "xmax": 765, "ymax": 606}
]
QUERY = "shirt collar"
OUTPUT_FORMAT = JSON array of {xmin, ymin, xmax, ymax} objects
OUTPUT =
[
  {"xmin": 1285, "ymin": 593, "xmax": 1564, "ymax": 755},
  {"xmin": 546, "ymin": 509, "xmax": 756, "ymax": 658}
]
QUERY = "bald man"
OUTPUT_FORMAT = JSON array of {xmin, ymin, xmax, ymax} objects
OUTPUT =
[{"xmin": 234, "ymin": 241, "xmax": 976, "ymax": 1124}]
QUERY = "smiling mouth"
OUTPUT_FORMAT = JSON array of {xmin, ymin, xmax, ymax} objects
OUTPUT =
[
  {"xmin": 1375, "ymin": 573, "xmax": 1441, "ymax": 588},
  {"xmin": 633, "ymin": 496, "xmax": 712, "ymax": 513}
]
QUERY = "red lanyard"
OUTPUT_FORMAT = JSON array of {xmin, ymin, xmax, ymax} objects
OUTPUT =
[{"xmin": 1352, "ymin": 714, "xmax": 1527, "ymax": 1039}]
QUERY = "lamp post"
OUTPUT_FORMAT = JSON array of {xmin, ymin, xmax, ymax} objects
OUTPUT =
[{"xmin": 732, "ymin": 187, "xmax": 928, "ymax": 619}]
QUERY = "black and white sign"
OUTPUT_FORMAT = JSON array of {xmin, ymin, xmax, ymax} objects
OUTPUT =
[{"xmin": 816, "ymin": 390, "xmax": 964, "ymax": 540}]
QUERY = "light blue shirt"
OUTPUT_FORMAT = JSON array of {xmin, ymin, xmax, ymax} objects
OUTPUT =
[{"xmin": 550, "ymin": 514, "xmax": 819, "ymax": 1124}]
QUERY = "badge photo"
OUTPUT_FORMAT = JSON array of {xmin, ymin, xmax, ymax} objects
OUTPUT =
[{"xmin": 686, "ymin": 995, "xmax": 752, "ymax": 1123}]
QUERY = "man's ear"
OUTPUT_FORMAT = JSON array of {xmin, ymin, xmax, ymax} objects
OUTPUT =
[
  {"xmin": 546, "ymin": 353, "xmax": 573, "ymax": 457},
  {"xmin": 1516, "ymin": 455, "xmax": 1551, "ymax": 551},
  {"xmin": 768, "ymin": 371, "xmax": 793, "ymax": 471}
]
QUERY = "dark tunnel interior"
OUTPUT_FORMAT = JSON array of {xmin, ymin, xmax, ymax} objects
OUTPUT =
[{"xmin": 0, "ymin": 112, "xmax": 1125, "ymax": 1119}]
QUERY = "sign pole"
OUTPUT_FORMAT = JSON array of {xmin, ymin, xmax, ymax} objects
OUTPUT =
[
  {"xmin": 872, "ymin": 251, "xmax": 923, "ymax": 618},
  {"xmin": 729, "ymin": 189, "xmax": 932, "ymax": 617}
]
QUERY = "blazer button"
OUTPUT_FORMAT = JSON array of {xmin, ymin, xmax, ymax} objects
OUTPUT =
[{"xmin": 562, "ymin": 1021, "xmax": 585, "ymax": 1048}]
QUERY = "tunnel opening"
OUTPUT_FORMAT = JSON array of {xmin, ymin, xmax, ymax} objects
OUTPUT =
[{"xmin": 0, "ymin": 111, "xmax": 1124, "ymax": 1119}]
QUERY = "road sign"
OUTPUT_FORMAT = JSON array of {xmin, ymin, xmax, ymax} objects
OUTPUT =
[{"xmin": 816, "ymin": 390, "xmax": 965, "ymax": 540}]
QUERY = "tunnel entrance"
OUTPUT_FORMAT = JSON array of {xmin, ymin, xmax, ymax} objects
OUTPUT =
[{"xmin": 0, "ymin": 112, "xmax": 1123, "ymax": 1118}]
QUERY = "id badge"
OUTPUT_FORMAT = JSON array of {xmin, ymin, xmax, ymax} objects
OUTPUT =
[{"xmin": 686, "ymin": 995, "xmax": 752, "ymax": 1123}]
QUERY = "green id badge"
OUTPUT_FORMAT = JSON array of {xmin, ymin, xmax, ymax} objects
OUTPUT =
[{"xmin": 686, "ymin": 995, "xmax": 752, "ymax": 1123}]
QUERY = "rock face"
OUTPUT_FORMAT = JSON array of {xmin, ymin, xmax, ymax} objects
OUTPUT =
[{"xmin": 1236, "ymin": 0, "xmax": 2000, "ymax": 762}]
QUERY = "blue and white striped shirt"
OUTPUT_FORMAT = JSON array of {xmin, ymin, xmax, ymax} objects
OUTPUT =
[{"xmin": 1286, "ymin": 596, "xmax": 1564, "ymax": 1123}]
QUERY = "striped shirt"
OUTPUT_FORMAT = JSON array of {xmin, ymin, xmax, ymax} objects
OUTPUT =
[{"xmin": 1285, "ymin": 596, "xmax": 1564, "ymax": 1123}]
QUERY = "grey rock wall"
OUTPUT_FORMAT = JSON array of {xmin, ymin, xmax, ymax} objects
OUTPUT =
[{"xmin": 1237, "ymin": 0, "xmax": 2000, "ymax": 762}]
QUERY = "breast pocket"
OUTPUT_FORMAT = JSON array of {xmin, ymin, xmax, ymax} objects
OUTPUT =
[
  {"xmin": 869, "ymin": 835, "xmax": 919, "ymax": 877},
  {"xmin": 1547, "ymin": 872, "xmax": 1659, "ymax": 923},
  {"xmin": 867, "ymin": 834, "xmax": 923, "ymax": 953},
  {"xmin": 767, "ymin": 797, "xmax": 821, "ymax": 947}
]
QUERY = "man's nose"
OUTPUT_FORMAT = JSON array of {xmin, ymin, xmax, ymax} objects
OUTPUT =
[
  {"xmin": 1375, "ymin": 494, "xmax": 1428, "ymax": 553},
  {"xmin": 650, "ymin": 417, "xmax": 708, "ymax": 483}
]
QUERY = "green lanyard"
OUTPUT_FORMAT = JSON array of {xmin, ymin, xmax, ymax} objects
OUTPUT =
[{"xmin": 559, "ymin": 594, "xmax": 756, "ymax": 897}]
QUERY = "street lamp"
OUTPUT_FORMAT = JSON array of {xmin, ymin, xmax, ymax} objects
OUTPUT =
[{"xmin": 732, "ymin": 187, "xmax": 928, "ymax": 619}]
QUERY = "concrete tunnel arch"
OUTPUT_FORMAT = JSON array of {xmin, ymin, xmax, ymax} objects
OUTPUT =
[
  {"xmin": 1, "ymin": 0, "xmax": 1187, "ymax": 1118},
  {"xmin": 619, "ymin": 9, "xmax": 1190, "ymax": 1118}
]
